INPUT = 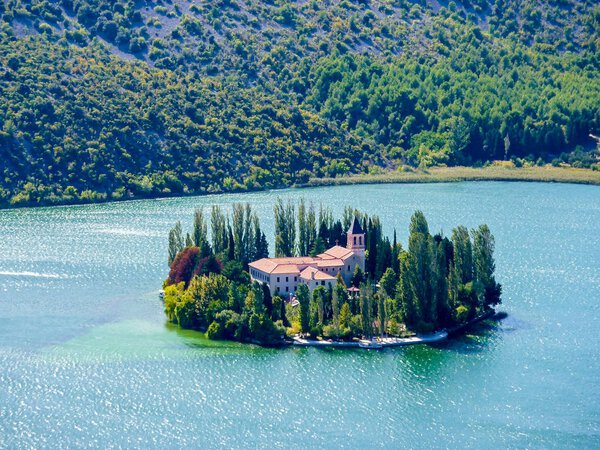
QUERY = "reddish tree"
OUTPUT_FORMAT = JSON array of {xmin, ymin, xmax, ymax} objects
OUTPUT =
[
  {"xmin": 194, "ymin": 255, "xmax": 223, "ymax": 277},
  {"xmin": 167, "ymin": 247, "xmax": 200, "ymax": 287}
]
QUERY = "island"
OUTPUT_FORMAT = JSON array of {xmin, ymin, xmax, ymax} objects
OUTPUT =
[{"xmin": 162, "ymin": 200, "xmax": 502, "ymax": 348}]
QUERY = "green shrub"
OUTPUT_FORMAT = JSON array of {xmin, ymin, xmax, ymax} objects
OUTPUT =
[{"xmin": 207, "ymin": 321, "xmax": 224, "ymax": 340}]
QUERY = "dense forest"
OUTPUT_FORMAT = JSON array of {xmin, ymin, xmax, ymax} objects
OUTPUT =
[
  {"xmin": 0, "ymin": 0, "xmax": 599, "ymax": 207},
  {"xmin": 163, "ymin": 201, "xmax": 501, "ymax": 345}
]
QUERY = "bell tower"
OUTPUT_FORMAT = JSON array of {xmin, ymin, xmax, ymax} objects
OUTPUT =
[{"xmin": 346, "ymin": 216, "xmax": 366, "ymax": 270}]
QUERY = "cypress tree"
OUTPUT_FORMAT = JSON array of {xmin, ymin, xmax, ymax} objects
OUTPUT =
[
  {"xmin": 378, "ymin": 292, "xmax": 386, "ymax": 338},
  {"xmin": 360, "ymin": 282, "xmax": 373, "ymax": 338},
  {"xmin": 297, "ymin": 284, "xmax": 310, "ymax": 333},
  {"xmin": 226, "ymin": 223, "xmax": 235, "ymax": 262}
]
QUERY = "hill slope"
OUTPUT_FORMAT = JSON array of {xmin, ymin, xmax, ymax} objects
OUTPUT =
[{"xmin": 0, "ymin": 0, "xmax": 599, "ymax": 206}]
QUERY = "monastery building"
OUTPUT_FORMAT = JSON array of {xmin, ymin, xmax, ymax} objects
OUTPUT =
[{"xmin": 249, "ymin": 217, "xmax": 366, "ymax": 297}]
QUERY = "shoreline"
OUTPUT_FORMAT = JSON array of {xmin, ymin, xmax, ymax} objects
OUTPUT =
[
  {"xmin": 284, "ymin": 309, "xmax": 500, "ymax": 350},
  {"xmin": 1, "ymin": 166, "xmax": 598, "ymax": 211},
  {"xmin": 301, "ymin": 166, "xmax": 600, "ymax": 189}
]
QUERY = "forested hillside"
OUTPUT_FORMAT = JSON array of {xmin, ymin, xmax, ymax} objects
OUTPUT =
[{"xmin": 1, "ymin": 0, "xmax": 599, "ymax": 207}]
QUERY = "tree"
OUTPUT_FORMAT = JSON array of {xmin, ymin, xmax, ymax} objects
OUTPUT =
[
  {"xmin": 377, "ymin": 292, "xmax": 386, "ymax": 337},
  {"xmin": 192, "ymin": 209, "xmax": 211, "ymax": 257},
  {"xmin": 379, "ymin": 267, "xmax": 397, "ymax": 298},
  {"xmin": 332, "ymin": 282, "xmax": 340, "ymax": 331},
  {"xmin": 233, "ymin": 203, "xmax": 254, "ymax": 267},
  {"xmin": 472, "ymin": 224, "xmax": 502, "ymax": 308},
  {"xmin": 274, "ymin": 198, "xmax": 296, "ymax": 257},
  {"xmin": 297, "ymin": 198, "xmax": 308, "ymax": 256},
  {"xmin": 168, "ymin": 221, "xmax": 185, "ymax": 266},
  {"xmin": 167, "ymin": 246, "xmax": 200, "ymax": 287},
  {"xmin": 396, "ymin": 250, "xmax": 419, "ymax": 327},
  {"xmin": 313, "ymin": 286, "xmax": 326, "ymax": 325},
  {"xmin": 433, "ymin": 237, "xmax": 452, "ymax": 326},
  {"xmin": 407, "ymin": 211, "xmax": 435, "ymax": 326},
  {"xmin": 351, "ymin": 265, "xmax": 365, "ymax": 287},
  {"xmin": 211, "ymin": 205, "xmax": 228, "ymax": 255},
  {"xmin": 359, "ymin": 282, "xmax": 373, "ymax": 338},
  {"xmin": 296, "ymin": 284, "xmax": 310, "ymax": 333},
  {"xmin": 339, "ymin": 302, "xmax": 352, "ymax": 329},
  {"xmin": 309, "ymin": 237, "xmax": 326, "ymax": 256},
  {"xmin": 262, "ymin": 282, "xmax": 273, "ymax": 316},
  {"xmin": 307, "ymin": 203, "xmax": 317, "ymax": 255},
  {"xmin": 452, "ymin": 225, "xmax": 473, "ymax": 284},
  {"xmin": 253, "ymin": 215, "xmax": 269, "ymax": 260}
]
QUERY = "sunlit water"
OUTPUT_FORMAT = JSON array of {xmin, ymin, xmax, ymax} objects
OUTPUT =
[{"xmin": 0, "ymin": 182, "xmax": 599, "ymax": 448}]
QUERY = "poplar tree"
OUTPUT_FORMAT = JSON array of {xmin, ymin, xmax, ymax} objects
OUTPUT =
[
  {"xmin": 211, "ymin": 205, "xmax": 227, "ymax": 255},
  {"xmin": 168, "ymin": 221, "xmax": 185, "ymax": 266},
  {"xmin": 233, "ymin": 203, "xmax": 254, "ymax": 266},
  {"xmin": 307, "ymin": 203, "xmax": 317, "ymax": 254},
  {"xmin": 274, "ymin": 198, "xmax": 296, "ymax": 257},
  {"xmin": 472, "ymin": 224, "xmax": 502, "ymax": 308},
  {"xmin": 432, "ymin": 237, "xmax": 452, "ymax": 326},
  {"xmin": 192, "ymin": 209, "xmax": 210, "ymax": 256},
  {"xmin": 297, "ymin": 198, "xmax": 308, "ymax": 256},
  {"xmin": 452, "ymin": 225, "xmax": 473, "ymax": 284},
  {"xmin": 407, "ymin": 211, "xmax": 435, "ymax": 327},
  {"xmin": 397, "ymin": 248, "xmax": 419, "ymax": 327}
]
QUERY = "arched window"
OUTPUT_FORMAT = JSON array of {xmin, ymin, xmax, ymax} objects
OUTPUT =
[
  {"xmin": 359, "ymin": 236, "xmax": 362, "ymax": 245},
  {"xmin": 353, "ymin": 236, "xmax": 357, "ymax": 245}
]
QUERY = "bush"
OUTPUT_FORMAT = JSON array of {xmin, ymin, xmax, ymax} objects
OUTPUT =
[{"xmin": 207, "ymin": 321, "xmax": 224, "ymax": 340}]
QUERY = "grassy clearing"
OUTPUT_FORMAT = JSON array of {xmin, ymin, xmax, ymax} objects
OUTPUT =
[{"xmin": 303, "ymin": 166, "xmax": 600, "ymax": 188}]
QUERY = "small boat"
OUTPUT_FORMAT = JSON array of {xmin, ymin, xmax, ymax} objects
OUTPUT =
[{"xmin": 359, "ymin": 339, "xmax": 383, "ymax": 349}]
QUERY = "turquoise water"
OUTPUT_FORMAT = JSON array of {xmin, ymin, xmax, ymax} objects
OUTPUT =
[{"xmin": 0, "ymin": 182, "xmax": 599, "ymax": 448}]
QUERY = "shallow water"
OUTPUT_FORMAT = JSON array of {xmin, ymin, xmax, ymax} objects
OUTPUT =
[{"xmin": 0, "ymin": 182, "xmax": 599, "ymax": 448}]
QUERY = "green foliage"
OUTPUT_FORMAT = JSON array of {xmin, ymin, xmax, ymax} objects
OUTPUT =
[
  {"xmin": 1, "ymin": 1, "xmax": 598, "ymax": 208},
  {"xmin": 207, "ymin": 321, "xmax": 225, "ymax": 340},
  {"xmin": 164, "ymin": 202, "xmax": 502, "ymax": 342},
  {"xmin": 296, "ymin": 284, "xmax": 310, "ymax": 333}
]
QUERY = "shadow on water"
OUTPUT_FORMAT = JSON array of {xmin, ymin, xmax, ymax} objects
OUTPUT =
[{"xmin": 435, "ymin": 311, "xmax": 520, "ymax": 355}]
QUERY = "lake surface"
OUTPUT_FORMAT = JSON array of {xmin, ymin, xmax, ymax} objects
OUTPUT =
[{"xmin": 0, "ymin": 182, "xmax": 599, "ymax": 448}]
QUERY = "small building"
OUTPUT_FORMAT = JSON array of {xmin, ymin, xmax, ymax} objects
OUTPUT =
[{"xmin": 248, "ymin": 217, "xmax": 366, "ymax": 297}]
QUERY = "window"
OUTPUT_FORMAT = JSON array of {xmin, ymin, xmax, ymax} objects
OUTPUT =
[
  {"xmin": 277, "ymin": 277, "xmax": 280, "ymax": 282},
  {"xmin": 359, "ymin": 236, "xmax": 362, "ymax": 245},
  {"xmin": 286, "ymin": 277, "xmax": 288, "ymax": 282},
  {"xmin": 276, "ymin": 287, "xmax": 280, "ymax": 293},
  {"xmin": 348, "ymin": 265, "xmax": 350, "ymax": 271},
  {"xmin": 286, "ymin": 286, "xmax": 289, "ymax": 292},
  {"xmin": 353, "ymin": 236, "xmax": 357, "ymax": 245},
  {"xmin": 321, "ymin": 281, "xmax": 325, "ymax": 286},
  {"xmin": 294, "ymin": 276, "xmax": 297, "ymax": 282}
]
